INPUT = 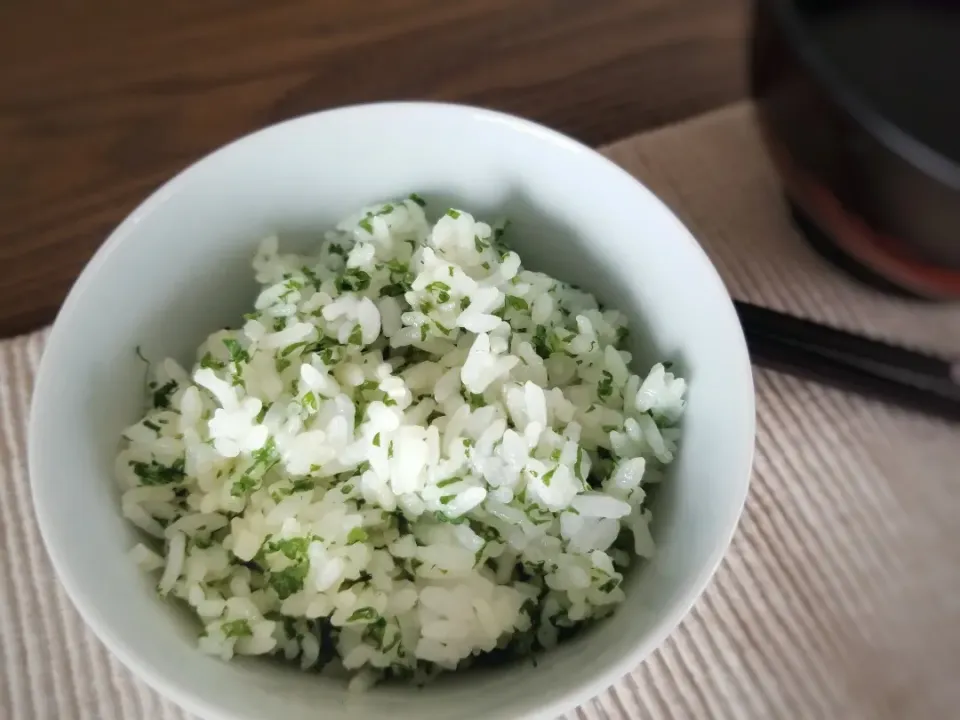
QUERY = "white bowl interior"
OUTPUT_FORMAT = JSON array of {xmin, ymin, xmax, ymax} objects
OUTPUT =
[{"xmin": 30, "ymin": 104, "xmax": 754, "ymax": 720}]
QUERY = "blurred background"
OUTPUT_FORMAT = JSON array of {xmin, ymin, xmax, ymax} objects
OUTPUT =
[{"xmin": 0, "ymin": 0, "xmax": 749, "ymax": 337}]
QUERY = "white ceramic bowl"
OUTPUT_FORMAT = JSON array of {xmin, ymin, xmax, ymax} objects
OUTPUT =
[{"xmin": 30, "ymin": 102, "xmax": 754, "ymax": 720}]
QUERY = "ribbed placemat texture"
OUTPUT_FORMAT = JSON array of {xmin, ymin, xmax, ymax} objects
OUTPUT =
[{"xmin": 3, "ymin": 102, "xmax": 959, "ymax": 719}]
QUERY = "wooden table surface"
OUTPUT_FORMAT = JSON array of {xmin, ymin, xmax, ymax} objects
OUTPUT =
[{"xmin": 0, "ymin": 0, "xmax": 749, "ymax": 338}]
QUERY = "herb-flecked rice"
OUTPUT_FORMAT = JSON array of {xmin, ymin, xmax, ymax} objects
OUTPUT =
[{"xmin": 117, "ymin": 196, "xmax": 687, "ymax": 690}]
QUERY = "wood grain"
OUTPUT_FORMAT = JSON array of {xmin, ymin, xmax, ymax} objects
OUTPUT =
[{"xmin": 0, "ymin": 0, "xmax": 749, "ymax": 337}]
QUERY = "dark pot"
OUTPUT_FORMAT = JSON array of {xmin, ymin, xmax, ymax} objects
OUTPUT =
[{"xmin": 750, "ymin": 0, "xmax": 960, "ymax": 299}]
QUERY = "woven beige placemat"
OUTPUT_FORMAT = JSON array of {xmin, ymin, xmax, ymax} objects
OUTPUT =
[{"xmin": 3, "ymin": 102, "xmax": 959, "ymax": 720}]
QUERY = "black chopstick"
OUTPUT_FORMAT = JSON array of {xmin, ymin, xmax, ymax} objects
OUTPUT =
[
  {"xmin": 734, "ymin": 301, "xmax": 960, "ymax": 421},
  {"xmin": 734, "ymin": 301, "xmax": 955, "ymax": 381}
]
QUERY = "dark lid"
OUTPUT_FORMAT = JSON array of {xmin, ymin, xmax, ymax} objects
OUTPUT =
[{"xmin": 766, "ymin": 0, "xmax": 960, "ymax": 191}]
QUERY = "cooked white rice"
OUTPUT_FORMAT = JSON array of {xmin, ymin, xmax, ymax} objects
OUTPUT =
[{"xmin": 117, "ymin": 196, "xmax": 686, "ymax": 687}]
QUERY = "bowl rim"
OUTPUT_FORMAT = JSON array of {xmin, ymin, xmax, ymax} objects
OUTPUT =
[{"xmin": 29, "ymin": 100, "xmax": 755, "ymax": 720}]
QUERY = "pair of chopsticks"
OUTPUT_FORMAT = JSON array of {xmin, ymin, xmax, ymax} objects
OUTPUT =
[{"xmin": 734, "ymin": 301, "xmax": 960, "ymax": 422}]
